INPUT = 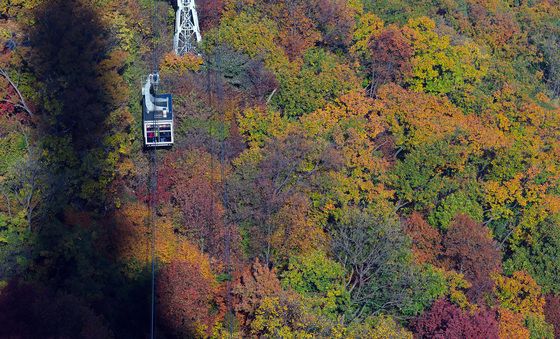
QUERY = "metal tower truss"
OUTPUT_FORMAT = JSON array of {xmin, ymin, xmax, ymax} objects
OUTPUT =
[{"xmin": 173, "ymin": 0, "xmax": 202, "ymax": 56}]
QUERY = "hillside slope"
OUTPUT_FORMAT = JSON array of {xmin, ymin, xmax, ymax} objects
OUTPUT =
[{"xmin": 0, "ymin": 0, "xmax": 559, "ymax": 337}]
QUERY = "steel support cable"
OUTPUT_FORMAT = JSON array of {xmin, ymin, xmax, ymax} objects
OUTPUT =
[
  {"xmin": 207, "ymin": 52, "xmax": 215, "ymax": 258},
  {"xmin": 149, "ymin": 144, "xmax": 157, "ymax": 339},
  {"xmin": 204, "ymin": 14, "xmax": 232, "ymax": 338},
  {"xmin": 211, "ymin": 2, "xmax": 234, "ymax": 335},
  {"xmin": 149, "ymin": 1, "xmax": 160, "ymax": 339}
]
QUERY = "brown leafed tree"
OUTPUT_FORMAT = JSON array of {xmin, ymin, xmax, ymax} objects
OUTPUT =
[
  {"xmin": 368, "ymin": 26, "xmax": 413, "ymax": 96},
  {"xmin": 442, "ymin": 214, "xmax": 503, "ymax": 302},
  {"xmin": 228, "ymin": 130, "xmax": 329, "ymax": 264},
  {"xmin": 306, "ymin": 0, "xmax": 356, "ymax": 50},
  {"xmin": 270, "ymin": 193, "xmax": 326, "ymax": 260}
]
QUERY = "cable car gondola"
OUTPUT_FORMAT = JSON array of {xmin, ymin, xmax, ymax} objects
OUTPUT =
[{"xmin": 142, "ymin": 73, "xmax": 173, "ymax": 147}]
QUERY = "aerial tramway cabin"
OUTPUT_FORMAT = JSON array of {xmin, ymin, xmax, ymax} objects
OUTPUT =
[
  {"xmin": 142, "ymin": 73, "xmax": 174, "ymax": 147},
  {"xmin": 141, "ymin": 0, "xmax": 202, "ymax": 147}
]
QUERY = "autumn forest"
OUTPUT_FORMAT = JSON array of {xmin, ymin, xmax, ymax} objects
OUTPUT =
[{"xmin": 1, "ymin": 0, "xmax": 560, "ymax": 337}]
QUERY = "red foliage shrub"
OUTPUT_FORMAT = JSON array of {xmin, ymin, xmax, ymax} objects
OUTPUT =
[
  {"xmin": 0, "ymin": 86, "xmax": 16, "ymax": 115},
  {"xmin": 158, "ymin": 148, "xmax": 241, "ymax": 259},
  {"xmin": 411, "ymin": 299, "xmax": 499, "ymax": 339}
]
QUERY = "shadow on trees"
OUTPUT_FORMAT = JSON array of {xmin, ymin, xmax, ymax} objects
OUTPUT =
[
  {"xmin": 0, "ymin": 1, "xmax": 151, "ymax": 337},
  {"xmin": 1, "ymin": 1, "xmax": 265, "ymax": 336}
]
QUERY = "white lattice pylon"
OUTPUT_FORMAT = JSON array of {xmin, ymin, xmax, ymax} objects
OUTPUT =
[{"xmin": 173, "ymin": 0, "xmax": 202, "ymax": 55}]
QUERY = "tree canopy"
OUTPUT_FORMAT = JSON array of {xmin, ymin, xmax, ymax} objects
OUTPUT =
[{"xmin": 0, "ymin": 0, "xmax": 559, "ymax": 337}]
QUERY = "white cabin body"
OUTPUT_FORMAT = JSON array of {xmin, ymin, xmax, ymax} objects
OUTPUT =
[{"xmin": 142, "ymin": 74, "xmax": 174, "ymax": 147}]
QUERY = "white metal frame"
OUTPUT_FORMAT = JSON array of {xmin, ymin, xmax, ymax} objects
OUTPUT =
[
  {"xmin": 173, "ymin": 0, "xmax": 202, "ymax": 55},
  {"xmin": 144, "ymin": 120, "xmax": 174, "ymax": 147}
]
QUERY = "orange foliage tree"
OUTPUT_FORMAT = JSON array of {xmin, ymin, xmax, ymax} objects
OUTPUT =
[
  {"xmin": 497, "ymin": 307, "xmax": 530, "ymax": 339},
  {"xmin": 157, "ymin": 260, "xmax": 223, "ymax": 337},
  {"xmin": 404, "ymin": 212, "xmax": 442, "ymax": 265},
  {"xmin": 275, "ymin": 1, "xmax": 320, "ymax": 60},
  {"xmin": 233, "ymin": 259, "xmax": 283, "ymax": 330},
  {"xmin": 112, "ymin": 202, "xmax": 215, "ymax": 276},
  {"xmin": 373, "ymin": 84, "xmax": 506, "ymax": 153}
]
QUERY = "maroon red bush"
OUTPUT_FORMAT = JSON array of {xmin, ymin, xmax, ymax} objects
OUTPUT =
[
  {"xmin": 411, "ymin": 299, "xmax": 499, "ymax": 339},
  {"xmin": 196, "ymin": 0, "xmax": 224, "ymax": 31},
  {"xmin": 544, "ymin": 294, "xmax": 560, "ymax": 339}
]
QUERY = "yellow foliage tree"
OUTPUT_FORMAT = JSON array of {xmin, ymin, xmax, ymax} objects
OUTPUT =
[
  {"xmin": 208, "ymin": 11, "xmax": 290, "ymax": 75},
  {"xmin": 403, "ymin": 17, "xmax": 488, "ymax": 95},
  {"xmin": 350, "ymin": 12, "xmax": 384, "ymax": 60},
  {"xmin": 160, "ymin": 52, "xmax": 203, "ymax": 76},
  {"xmin": 300, "ymin": 91, "xmax": 393, "ymax": 216},
  {"xmin": 494, "ymin": 271, "xmax": 545, "ymax": 317},
  {"xmin": 113, "ymin": 202, "xmax": 214, "ymax": 280},
  {"xmin": 347, "ymin": 315, "xmax": 413, "ymax": 339}
]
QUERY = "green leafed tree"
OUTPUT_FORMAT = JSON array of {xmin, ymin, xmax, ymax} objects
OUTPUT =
[
  {"xmin": 330, "ymin": 208, "xmax": 445, "ymax": 319},
  {"xmin": 281, "ymin": 250, "xmax": 350, "ymax": 318},
  {"xmin": 505, "ymin": 215, "xmax": 560, "ymax": 294}
]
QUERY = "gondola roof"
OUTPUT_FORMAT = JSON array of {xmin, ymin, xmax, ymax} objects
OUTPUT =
[{"xmin": 142, "ymin": 93, "xmax": 173, "ymax": 122}]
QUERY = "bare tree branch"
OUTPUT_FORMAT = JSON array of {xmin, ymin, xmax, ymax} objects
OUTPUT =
[{"xmin": 0, "ymin": 68, "xmax": 34, "ymax": 116}]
